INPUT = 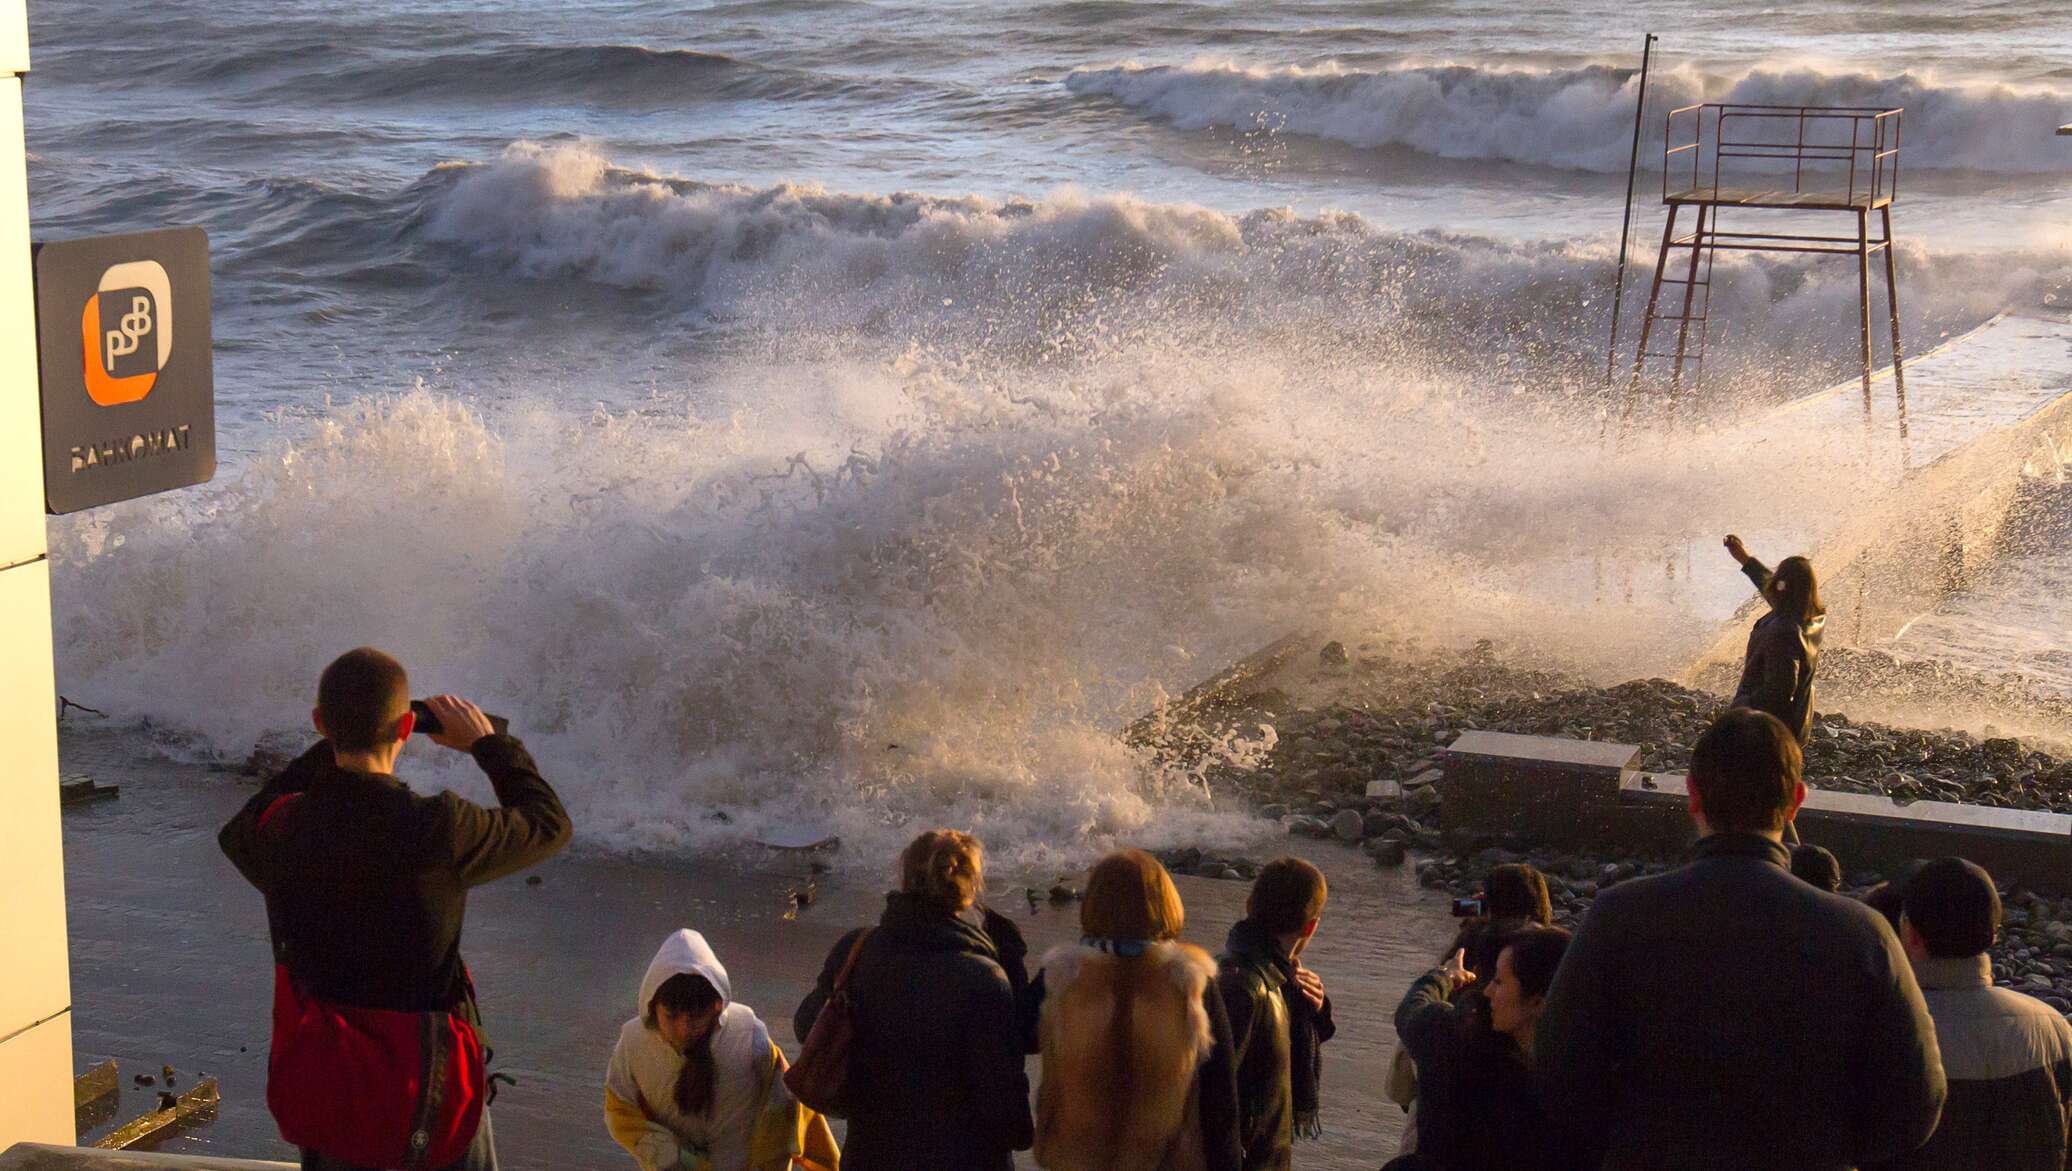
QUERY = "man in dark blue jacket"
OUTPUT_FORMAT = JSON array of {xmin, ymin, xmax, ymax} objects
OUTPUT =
[{"xmin": 1535, "ymin": 708, "xmax": 1944, "ymax": 1170}]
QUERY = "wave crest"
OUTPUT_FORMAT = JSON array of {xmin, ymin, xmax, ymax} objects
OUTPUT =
[
  {"xmin": 1065, "ymin": 60, "xmax": 2072, "ymax": 174},
  {"xmin": 410, "ymin": 142, "xmax": 2057, "ymax": 388}
]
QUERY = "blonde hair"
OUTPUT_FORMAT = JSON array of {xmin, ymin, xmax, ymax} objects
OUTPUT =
[
  {"xmin": 899, "ymin": 829, "xmax": 985, "ymax": 912},
  {"xmin": 1080, "ymin": 849, "xmax": 1185, "ymax": 942}
]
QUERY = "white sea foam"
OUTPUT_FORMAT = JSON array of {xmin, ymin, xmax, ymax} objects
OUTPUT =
[
  {"xmin": 46, "ymin": 148, "xmax": 2071, "ymax": 866},
  {"xmin": 45, "ymin": 331, "xmax": 1947, "ymax": 869},
  {"xmin": 1065, "ymin": 60, "xmax": 2072, "ymax": 174}
]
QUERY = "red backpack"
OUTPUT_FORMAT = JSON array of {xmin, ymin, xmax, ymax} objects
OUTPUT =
[{"xmin": 259, "ymin": 794, "xmax": 489, "ymax": 1169}]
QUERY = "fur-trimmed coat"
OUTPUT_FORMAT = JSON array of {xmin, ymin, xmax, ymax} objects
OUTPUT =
[{"xmin": 1033, "ymin": 941, "xmax": 1245, "ymax": 1171}]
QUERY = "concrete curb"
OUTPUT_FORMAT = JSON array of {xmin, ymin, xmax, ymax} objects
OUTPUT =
[{"xmin": 1439, "ymin": 729, "xmax": 2072, "ymax": 893}]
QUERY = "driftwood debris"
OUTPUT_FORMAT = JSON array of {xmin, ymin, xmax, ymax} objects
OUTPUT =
[
  {"xmin": 59, "ymin": 777, "xmax": 120, "ymax": 806},
  {"xmin": 92, "ymin": 1077, "xmax": 219, "ymax": 1150}
]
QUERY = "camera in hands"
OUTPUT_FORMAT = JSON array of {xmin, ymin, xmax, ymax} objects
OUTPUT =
[{"xmin": 410, "ymin": 699, "xmax": 510, "ymax": 738}]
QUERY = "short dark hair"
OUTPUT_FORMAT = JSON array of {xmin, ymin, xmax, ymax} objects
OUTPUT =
[
  {"xmin": 1247, "ymin": 857, "xmax": 1328, "ymax": 935},
  {"xmin": 1790, "ymin": 845, "xmax": 1842, "ymax": 893},
  {"xmin": 1902, "ymin": 857, "xmax": 2000, "ymax": 958},
  {"xmin": 1484, "ymin": 863, "xmax": 1553, "ymax": 924},
  {"xmin": 317, "ymin": 647, "xmax": 410, "ymax": 753},
  {"xmin": 1498, "ymin": 926, "xmax": 1572, "ymax": 1000},
  {"xmin": 1688, "ymin": 708, "xmax": 1801, "ymax": 833}
]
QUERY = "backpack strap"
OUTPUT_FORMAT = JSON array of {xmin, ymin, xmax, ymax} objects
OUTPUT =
[{"xmin": 257, "ymin": 792, "xmax": 305, "ymax": 836}]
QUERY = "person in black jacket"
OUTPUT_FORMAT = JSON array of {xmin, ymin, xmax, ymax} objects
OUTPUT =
[
  {"xmin": 1535, "ymin": 708, "xmax": 1944, "ymax": 1170},
  {"xmin": 1218, "ymin": 856, "xmax": 1336, "ymax": 1171},
  {"xmin": 1393, "ymin": 927, "xmax": 1591, "ymax": 1171},
  {"xmin": 219, "ymin": 647, "xmax": 573, "ymax": 1171},
  {"xmin": 1723, "ymin": 534, "xmax": 1825, "ymax": 744},
  {"xmin": 794, "ymin": 829, "xmax": 1033, "ymax": 1171}
]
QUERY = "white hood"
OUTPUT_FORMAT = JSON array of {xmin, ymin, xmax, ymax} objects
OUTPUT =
[{"xmin": 638, "ymin": 929, "xmax": 733, "ymax": 1017}]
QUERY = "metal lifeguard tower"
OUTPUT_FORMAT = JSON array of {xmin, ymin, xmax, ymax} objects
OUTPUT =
[{"xmin": 1624, "ymin": 102, "xmax": 1907, "ymax": 432}]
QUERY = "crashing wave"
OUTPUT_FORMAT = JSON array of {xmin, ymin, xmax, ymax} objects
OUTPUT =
[{"xmin": 1065, "ymin": 60, "xmax": 2072, "ymax": 174}]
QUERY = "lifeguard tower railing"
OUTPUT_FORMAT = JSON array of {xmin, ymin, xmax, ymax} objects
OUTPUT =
[{"xmin": 1624, "ymin": 102, "xmax": 1908, "ymax": 441}]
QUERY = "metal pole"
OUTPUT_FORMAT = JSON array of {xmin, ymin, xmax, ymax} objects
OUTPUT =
[{"xmin": 1605, "ymin": 33, "xmax": 1659, "ymax": 391}]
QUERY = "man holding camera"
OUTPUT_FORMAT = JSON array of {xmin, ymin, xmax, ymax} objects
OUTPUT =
[
  {"xmin": 220, "ymin": 647, "xmax": 573, "ymax": 1170},
  {"xmin": 1534, "ymin": 708, "xmax": 1944, "ymax": 1170}
]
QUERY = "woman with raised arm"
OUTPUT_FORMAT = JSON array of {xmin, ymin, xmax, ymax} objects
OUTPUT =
[{"xmin": 1723, "ymin": 535, "xmax": 1826, "ymax": 745}]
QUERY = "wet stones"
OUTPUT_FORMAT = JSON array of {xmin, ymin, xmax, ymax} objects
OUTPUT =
[
  {"xmin": 1331, "ymin": 809, "xmax": 1366, "ymax": 843},
  {"xmin": 1153, "ymin": 847, "xmax": 1258, "ymax": 882}
]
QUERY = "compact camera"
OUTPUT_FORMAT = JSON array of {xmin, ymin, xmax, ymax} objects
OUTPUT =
[
  {"xmin": 1449, "ymin": 897, "xmax": 1485, "ymax": 918},
  {"xmin": 409, "ymin": 699, "xmax": 510, "ymax": 738}
]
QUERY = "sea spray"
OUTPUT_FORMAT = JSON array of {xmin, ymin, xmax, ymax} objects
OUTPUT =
[
  {"xmin": 39, "ymin": 150, "xmax": 2072, "ymax": 868},
  {"xmin": 48, "ymin": 314, "xmax": 1940, "ymax": 868}
]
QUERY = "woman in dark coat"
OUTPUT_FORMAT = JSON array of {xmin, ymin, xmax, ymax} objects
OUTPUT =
[
  {"xmin": 1391, "ymin": 928, "xmax": 1594, "ymax": 1171},
  {"xmin": 1723, "ymin": 534, "xmax": 1825, "ymax": 745},
  {"xmin": 794, "ymin": 830, "xmax": 1033, "ymax": 1171}
]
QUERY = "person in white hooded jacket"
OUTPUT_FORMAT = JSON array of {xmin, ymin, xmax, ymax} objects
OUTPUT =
[{"xmin": 606, "ymin": 930, "xmax": 840, "ymax": 1171}]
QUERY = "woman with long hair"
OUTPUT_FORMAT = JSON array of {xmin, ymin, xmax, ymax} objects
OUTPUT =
[
  {"xmin": 1386, "ymin": 927, "xmax": 1593, "ymax": 1171},
  {"xmin": 1032, "ymin": 849, "xmax": 1243, "ymax": 1171},
  {"xmin": 605, "ymin": 930, "xmax": 838, "ymax": 1171},
  {"xmin": 793, "ymin": 830, "xmax": 1033, "ymax": 1171},
  {"xmin": 1723, "ymin": 535, "xmax": 1826, "ymax": 745}
]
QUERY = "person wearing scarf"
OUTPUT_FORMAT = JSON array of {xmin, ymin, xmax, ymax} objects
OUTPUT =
[
  {"xmin": 604, "ymin": 930, "xmax": 839, "ymax": 1171},
  {"xmin": 1032, "ymin": 849, "xmax": 1244, "ymax": 1171},
  {"xmin": 1216, "ymin": 857, "xmax": 1336, "ymax": 1171}
]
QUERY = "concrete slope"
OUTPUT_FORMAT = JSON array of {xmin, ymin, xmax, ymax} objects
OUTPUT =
[{"xmin": 1687, "ymin": 307, "xmax": 2072, "ymax": 685}]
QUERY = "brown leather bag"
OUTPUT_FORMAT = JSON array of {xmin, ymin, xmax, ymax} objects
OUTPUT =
[{"xmin": 784, "ymin": 928, "xmax": 874, "ymax": 1117}]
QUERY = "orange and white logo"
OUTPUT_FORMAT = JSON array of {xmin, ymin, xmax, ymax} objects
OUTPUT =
[{"xmin": 80, "ymin": 259, "xmax": 174, "ymax": 406}]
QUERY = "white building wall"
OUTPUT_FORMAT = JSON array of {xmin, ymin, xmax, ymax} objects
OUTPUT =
[{"xmin": 0, "ymin": 0, "xmax": 76, "ymax": 1146}]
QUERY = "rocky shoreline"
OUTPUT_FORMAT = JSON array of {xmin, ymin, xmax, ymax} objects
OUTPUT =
[{"xmin": 1148, "ymin": 642, "xmax": 2072, "ymax": 1014}]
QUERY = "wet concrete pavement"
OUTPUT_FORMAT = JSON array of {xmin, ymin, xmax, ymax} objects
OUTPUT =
[{"xmin": 58, "ymin": 729, "xmax": 1454, "ymax": 1169}]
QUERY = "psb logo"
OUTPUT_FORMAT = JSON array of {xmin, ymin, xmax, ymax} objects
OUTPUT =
[{"xmin": 79, "ymin": 259, "xmax": 174, "ymax": 406}]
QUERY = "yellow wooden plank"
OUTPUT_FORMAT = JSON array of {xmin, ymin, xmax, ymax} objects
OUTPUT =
[{"xmin": 91, "ymin": 1078, "xmax": 218, "ymax": 1151}]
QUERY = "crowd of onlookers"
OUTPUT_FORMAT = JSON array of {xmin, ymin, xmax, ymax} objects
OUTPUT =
[
  {"xmin": 1383, "ymin": 707, "xmax": 2072, "ymax": 1171},
  {"xmin": 220, "ymin": 647, "xmax": 2072, "ymax": 1171}
]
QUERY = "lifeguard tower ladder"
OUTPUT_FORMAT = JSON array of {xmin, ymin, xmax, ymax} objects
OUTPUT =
[{"xmin": 1624, "ymin": 103, "xmax": 1907, "ymax": 434}]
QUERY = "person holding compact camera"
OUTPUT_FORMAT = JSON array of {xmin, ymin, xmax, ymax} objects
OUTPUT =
[
  {"xmin": 219, "ymin": 646, "xmax": 572, "ymax": 1171},
  {"xmin": 1386, "ymin": 927, "xmax": 1592, "ymax": 1171},
  {"xmin": 1444, "ymin": 863, "xmax": 1554, "ymax": 989},
  {"xmin": 1386, "ymin": 863, "xmax": 1555, "ymax": 1155}
]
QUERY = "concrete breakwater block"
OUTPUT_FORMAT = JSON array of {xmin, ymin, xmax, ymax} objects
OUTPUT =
[
  {"xmin": 1438, "ymin": 730, "xmax": 1642, "ymax": 847},
  {"xmin": 1621, "ymin": 773, "xmax": 2072, "ymax": 894}
]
